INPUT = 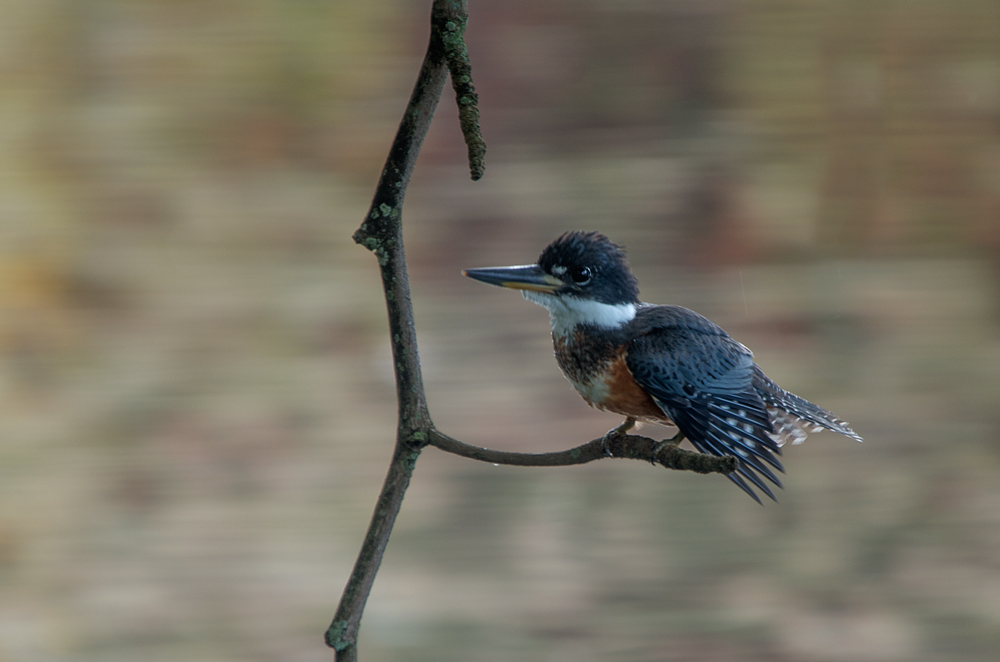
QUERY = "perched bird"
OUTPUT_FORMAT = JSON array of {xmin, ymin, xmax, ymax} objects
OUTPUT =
[{"xmin": 463, "ymin": 231, "xmax": 862, "ymax": 503}]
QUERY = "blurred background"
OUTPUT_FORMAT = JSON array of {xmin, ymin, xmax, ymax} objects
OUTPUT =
[{"xmin": 1, "ymin": 1, "xmax": 999, "ymax": 660}]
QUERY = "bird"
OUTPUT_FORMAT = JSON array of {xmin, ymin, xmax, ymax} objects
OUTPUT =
[{"xmin": 463, "ymin": 231, "xmax": 862, "ymax": 503}]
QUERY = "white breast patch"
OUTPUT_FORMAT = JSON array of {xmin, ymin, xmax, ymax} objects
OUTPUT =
[{"xmin": 570, "ymin": 372, "xmax": 611, "ymax": 407}]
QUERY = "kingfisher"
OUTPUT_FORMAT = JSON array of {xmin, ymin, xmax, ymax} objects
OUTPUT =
[{"xmin": 463, "ymin": 231, "xmax": 862, "ymax": 503}]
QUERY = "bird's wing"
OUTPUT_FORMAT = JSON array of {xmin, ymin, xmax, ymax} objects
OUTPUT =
[{"xmin": 625, "ymin": 312, "xmax": 785, "ymax": 503}]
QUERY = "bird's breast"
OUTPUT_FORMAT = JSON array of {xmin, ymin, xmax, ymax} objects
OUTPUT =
[{"xmin": 553, "ymin": 330, "xmax": 669, "ymax": 423}]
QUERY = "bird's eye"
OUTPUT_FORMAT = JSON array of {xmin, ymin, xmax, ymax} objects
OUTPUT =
[{"xmin": 570, "ymin": 266, "xmax": 592, "ymax": 285}]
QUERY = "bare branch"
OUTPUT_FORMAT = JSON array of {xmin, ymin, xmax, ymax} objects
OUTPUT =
[
  {"xmin": 428, "ymin": 429, "xmax": 738, "ymax": 474},
  {"xmin": 325, "ymin": 443, "xmax": 421, "ymax": 660},
  {"xmin": 435, "ymin": 2, "xmax": 486, "ymax": 180},
  {"xmin": 328, "ymin": 1, "xmax": 481, "ymax": 657}
]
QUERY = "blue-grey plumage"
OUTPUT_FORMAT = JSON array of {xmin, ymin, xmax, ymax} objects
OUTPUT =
[
  {"xmin": 464, "ymin": 231, "xmax": 863, "ymax": 503},
  {"xmin": 624, "ymin": 304, "xmax": 861, "ymax": 502}
]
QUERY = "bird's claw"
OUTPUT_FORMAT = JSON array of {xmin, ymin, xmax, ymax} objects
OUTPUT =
[
  {"xmin": 650, "ymin": 429, "xmax": 685, "ymax": 464},
  {"xmin": 601, "ymin": 417, "xmax": 636, "ymax": 457}
]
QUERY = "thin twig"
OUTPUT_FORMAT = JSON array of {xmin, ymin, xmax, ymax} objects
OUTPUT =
[
  {"xmin": 435, "ymin": 1, "xmax": 486, "ymax": 180},
  {"xmin": 429, "ymin": 429, "xmax": 738, "ymax": 474}
]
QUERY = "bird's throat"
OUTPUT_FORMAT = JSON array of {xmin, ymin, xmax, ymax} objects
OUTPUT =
[{"xmin": 522, "ymin": 291, "xmax": 637, "ymax": 337}]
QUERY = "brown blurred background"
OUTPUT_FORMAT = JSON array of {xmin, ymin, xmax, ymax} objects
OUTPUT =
[{"xmin": 1, "ymin": 1, "xmax": 999, "ymax": 660}]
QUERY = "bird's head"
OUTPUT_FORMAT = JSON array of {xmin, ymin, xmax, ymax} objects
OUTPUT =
[{"xmin": 463, "ymin": 231, "xmax": 640, "ymax": 334}]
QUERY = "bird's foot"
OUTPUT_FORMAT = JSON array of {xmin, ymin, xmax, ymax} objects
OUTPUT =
[
  {"xmin": 601, "ymin": 417, "xmax": 636, "ymax": 457},
  {"xmin": 650, "ymin": 429, "xmax": 685, "ymax": 464}
]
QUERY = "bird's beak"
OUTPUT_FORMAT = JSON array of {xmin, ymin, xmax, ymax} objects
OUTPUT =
[{"xmin": 462, "ymin": 264, "xmax": 563, "ymax": 293}]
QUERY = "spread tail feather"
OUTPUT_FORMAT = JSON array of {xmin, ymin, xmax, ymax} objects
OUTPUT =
[{"xmin": 753, "ymin": 369, "xmax": 863, "ymax": 446}]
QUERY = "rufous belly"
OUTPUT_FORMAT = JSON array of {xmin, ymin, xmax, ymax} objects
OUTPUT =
[{"xmin": 572, "ymin": 354, "xmax": 671, "ymax": 424}]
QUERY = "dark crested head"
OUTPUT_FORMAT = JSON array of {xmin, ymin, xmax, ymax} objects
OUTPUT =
[
  {"xmin": 536, "ymin": 231, "xmax": 639, "ymax": 305},
  {"xmin": 463, "ymin": 231, "xmax": 640, "ymax": 331}
]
